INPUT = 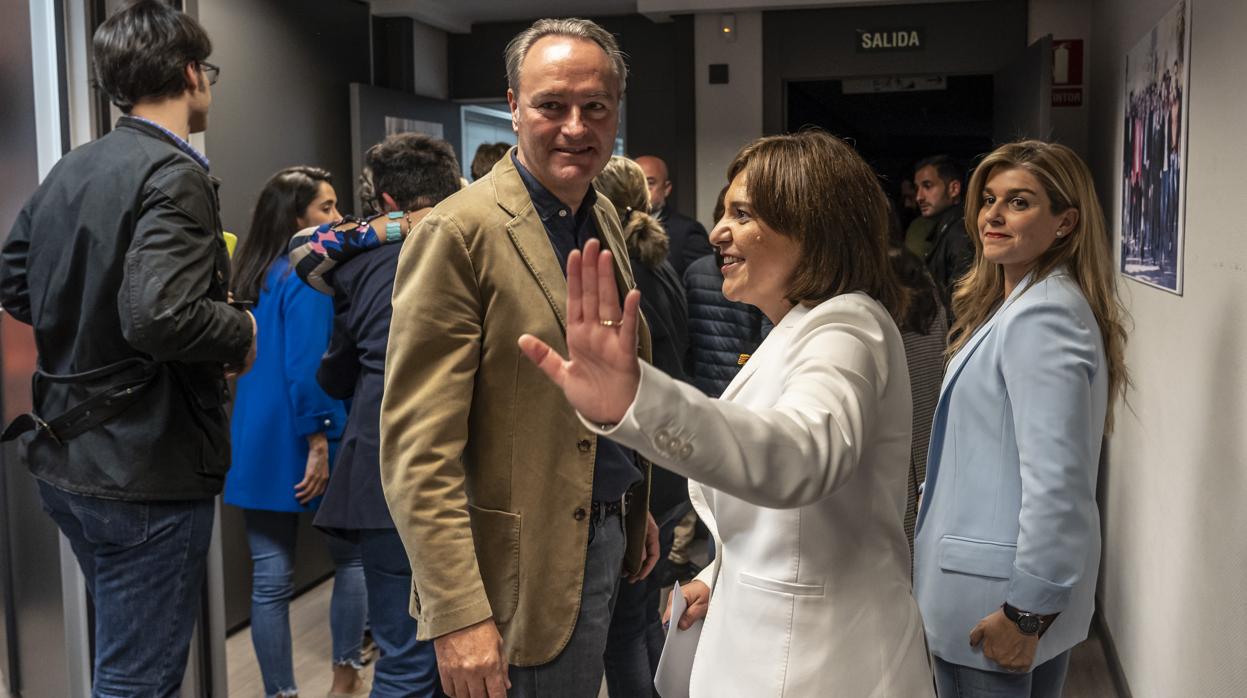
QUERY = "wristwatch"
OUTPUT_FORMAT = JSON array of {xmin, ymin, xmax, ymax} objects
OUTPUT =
[{"xmin": 1002, "ymin": 603, "xmax": 1051, "ymax": 636}]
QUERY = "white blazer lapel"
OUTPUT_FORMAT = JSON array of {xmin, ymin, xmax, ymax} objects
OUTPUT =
[{"xmin": 719, "ymin": 305, "xmax": 807, "ymax": 402}]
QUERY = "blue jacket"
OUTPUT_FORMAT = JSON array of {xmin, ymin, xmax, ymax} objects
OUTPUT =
[
  {"xmin": 224, "ymin": 257, "xmax": 345, "ymax": 512},
  {"xmin": 681, "ymin": 254, "xmax": 770, "ymax": 398},
  {"xmin": 914, "ymin": 271, "xmax": 1107, "ymax": 671}
]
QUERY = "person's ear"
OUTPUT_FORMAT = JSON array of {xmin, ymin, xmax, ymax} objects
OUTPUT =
[
  {"xmin": 182, "ymin": 62, "xmax": 199, "ymax": 92},
  {"xmin": 381, "ymin": 192, "xmax": 399, "ymax": 213},
  {"xmin": 507, "ymin": 88, "xmax": 520, "ymax": 133},
  {"xmin": 948, "ymin": 179, "xmax": 962, "ymax": 201},
  {"xmin": 1057, "ymin": 208, "xmax": 1080, "ymax": 237}
]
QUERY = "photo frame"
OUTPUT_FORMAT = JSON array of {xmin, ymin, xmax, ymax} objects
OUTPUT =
[{"xmin": 1119, "ymin": 0, "xmax": 1192, "ymax": 294}]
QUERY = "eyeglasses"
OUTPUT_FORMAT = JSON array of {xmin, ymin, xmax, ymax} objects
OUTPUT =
[{"xmin": 199, "ymin": 61, "xmax": 220, "ymax": 86}]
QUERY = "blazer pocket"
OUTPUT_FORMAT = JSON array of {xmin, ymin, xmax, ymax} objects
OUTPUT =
[
  {"xmin": 938, "ymin": 535, "xmax": 1016, "ymax": 579},
  {"xmin": 468, "ymin": 504, "xmax": 522, "ymax": 625},
  {"xmin": 738, "ymin": 571, "xmax": 825, "ymax": 597}
]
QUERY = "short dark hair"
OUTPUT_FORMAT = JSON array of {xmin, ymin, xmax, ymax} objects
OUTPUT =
[
  {"xmin": 470, "ymin": 142, "xmax": 511, "ymax": 181},
  {"xmin": 727, "ymin": 129, "xmax": 904, "ymax": 320},
  {"xmin": 361, "ymin": 133, "xmax": 461, "ymax": 213},
  {"xmin": 913, "ymin": 155, "xmax": 963, "ymax": 187},
  {"xmin": 92, "ymin": 0, "xmax": 212, "ymax": 112}
]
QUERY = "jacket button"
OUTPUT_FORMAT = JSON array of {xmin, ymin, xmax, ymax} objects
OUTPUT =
[
  {"xmin": 323, "ymin": 419, "xmax": 332, "ymax": 428},
  {"xmin": 578, "ymin": 439, "xmax": 591, "ymax": 453},
  {"xmin": 573, "ymin": 507, "xmax": 587, "ymax": 521}
]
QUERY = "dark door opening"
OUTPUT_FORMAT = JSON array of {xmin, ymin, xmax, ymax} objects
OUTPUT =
[{"xmin": 786, "ymin": 75, "xmax": 995, "ymax": 199}]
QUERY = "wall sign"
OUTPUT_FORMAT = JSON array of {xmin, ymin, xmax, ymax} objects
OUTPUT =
[
  {"xmin": 1051, "ymin": 39, "xmax": 1085, "ymax": 108},
  {"xmin": 856, "ymin": 28, "xmax": 924, "ymax": 53}
]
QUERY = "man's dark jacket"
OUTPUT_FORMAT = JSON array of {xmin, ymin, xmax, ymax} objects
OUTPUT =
[
  {"xmin": 0, "ymin": 118, "xmax": 252, "ymax": 500},
  {"xmin": 682, "ymin": 254, "xmax": 770, "ymax": 398},
  {"xmin": 923, "ymin": 202, "xmax": 973, "ymax": 322},
  {"xmin": 658, "ymin": 205, "xmax": 713, "ymax": 277},
  {"xmin": 311, "ymin": 243, "xmax": 401, "ymax": 531}
]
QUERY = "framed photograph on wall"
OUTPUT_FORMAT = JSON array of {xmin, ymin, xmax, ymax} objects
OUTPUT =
[{"xmin": 1120, "ymin": 0, "xmax": 1191, "ymax": 294}]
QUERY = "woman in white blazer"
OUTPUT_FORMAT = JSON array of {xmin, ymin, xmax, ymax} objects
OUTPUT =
[
  {"xmin": 519, "ymin": 130, "xmax": 934, "ymax": 697},
  {"xmin": 913, "ymin": 141, "xmax": 1129, "ymax": 697}
]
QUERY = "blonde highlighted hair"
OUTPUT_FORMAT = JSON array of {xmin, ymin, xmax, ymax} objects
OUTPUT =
[
  {"xmin": 593, "ymin": 156, "xmax": 669, "ymax": 269},
  {"xmin": 950, "ymin": 140, "xmax": 1130, "ymax": 431}
]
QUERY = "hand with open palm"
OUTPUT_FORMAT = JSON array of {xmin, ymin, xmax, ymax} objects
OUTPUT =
[{"xmin": 518, "ymin": 239, "xmax": 643, "ymax": 425}]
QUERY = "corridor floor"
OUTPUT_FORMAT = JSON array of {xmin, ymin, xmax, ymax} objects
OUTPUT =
[{"xmin": 226, "ymin": 578, "xmax": 1121, "ymax": 697}]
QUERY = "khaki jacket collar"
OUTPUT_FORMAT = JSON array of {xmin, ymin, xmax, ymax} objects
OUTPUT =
[{"xmin": 490, "ymin": 148, "xmax": 635, "ymax": 333}]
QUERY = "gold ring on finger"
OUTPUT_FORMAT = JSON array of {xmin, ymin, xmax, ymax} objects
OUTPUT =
[{"xmin": 599, "ymin": 319, "xmax": 620, "ymax": 327}]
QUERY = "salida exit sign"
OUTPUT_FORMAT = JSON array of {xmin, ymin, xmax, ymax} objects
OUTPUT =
[{"xmin": 856, "ymin": 27, "xmax": 924, "ymax": 52}]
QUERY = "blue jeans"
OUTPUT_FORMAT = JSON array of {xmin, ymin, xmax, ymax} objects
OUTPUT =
[
  {"xmin": 933, "ymin": 650, "xmax": 1071, "ymax": 698},
  {"xmin": 356, "ymin": 528, "xmax": 444, "ymax": 697},
  {"xmin": 604, "ymin": 505, "xmax": 680, "ymax": 697},
  {"xmin": 244, "ymin": 509, "xmax": 367, "ymax": 698},
  {"xmin": 508, "ymin": 509, "xmax": 627, "ymax": 698},
  {"xmin": 37, "ymin": 479, "xmax": 214, "ymax": 698}
]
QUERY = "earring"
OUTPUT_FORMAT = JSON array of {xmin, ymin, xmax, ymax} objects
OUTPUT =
[{"xmin": 1056, "ymin": 229, "xmax": 1065, "ymax": 237}]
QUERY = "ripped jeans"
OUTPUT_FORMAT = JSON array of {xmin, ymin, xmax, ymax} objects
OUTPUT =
[{"xmin": 244, "ymin": 509, "xmax": 367, "ymax": 698}]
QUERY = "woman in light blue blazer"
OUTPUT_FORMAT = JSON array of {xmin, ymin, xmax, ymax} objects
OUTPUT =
[{"xmin": 913, "ymin": 141, "xmax": 1129, "ymax": 697}]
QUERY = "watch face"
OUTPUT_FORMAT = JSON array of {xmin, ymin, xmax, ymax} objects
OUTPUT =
[{"xmin": 1017, "ymin": 615, "xmax": 1042, "ymax": 634}]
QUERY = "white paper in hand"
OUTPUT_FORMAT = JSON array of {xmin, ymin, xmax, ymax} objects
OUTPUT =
[{"xmin": 654, "ymin": 581, "xmax": 704, "ymax": 698}]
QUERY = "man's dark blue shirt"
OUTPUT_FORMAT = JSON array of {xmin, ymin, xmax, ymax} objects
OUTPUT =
[{"xmin": 512, "ymin": 152, "xmax": 642, "ymax": 502}]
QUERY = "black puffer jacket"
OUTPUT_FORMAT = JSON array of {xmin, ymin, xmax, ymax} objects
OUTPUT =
[
  {"xmin": 0, "ymin": 117, "xmax": 252, "ymax": 500},
  {"xmin": 682, "ymin": 254, "xmax": 770, "ymax": 398}
]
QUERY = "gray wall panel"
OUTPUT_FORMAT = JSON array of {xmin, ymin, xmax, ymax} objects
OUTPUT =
[{"xmin": 199, "ymin": 0, "xmax": 373, "ymax": 235}]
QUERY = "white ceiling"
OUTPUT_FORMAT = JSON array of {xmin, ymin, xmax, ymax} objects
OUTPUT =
[
  {"xmin": 369, "ymin": 0, "xmax": 968, "ymax": 33},
  {"xmin": 369, "ymin": 0, "xmax": 641, "ymax": 33}
]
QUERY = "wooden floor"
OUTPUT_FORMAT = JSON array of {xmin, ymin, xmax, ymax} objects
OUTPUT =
[
  {"xmin": 227, "ymin": 579, "xmax": 1120, "ymax": 697},
  {"xmin": 227, "ymin": 581, "xmax": 374, "ymax": 697}
]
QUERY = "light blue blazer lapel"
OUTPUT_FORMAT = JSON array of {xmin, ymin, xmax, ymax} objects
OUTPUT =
[{"xmin": 917, "ymin": 274, "xmax": 1033, "ymax": 528}]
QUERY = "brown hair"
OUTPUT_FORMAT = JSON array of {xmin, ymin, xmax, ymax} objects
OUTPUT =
[
  {"xmin": 951, "ymin": 140, "xmax": 1130, "ymax": 431},
  {"xmin": 726, "ymin": 129, "xmax": 905, "ymax": 321},
  {"xmin": 470, "ymin": 142, "xmax": 511, "ymax": 181}
]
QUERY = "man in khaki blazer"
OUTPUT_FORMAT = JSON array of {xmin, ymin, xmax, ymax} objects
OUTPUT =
[{"xmin": 380, "ymin": 18, "xmax": 658, "ymax": 698}]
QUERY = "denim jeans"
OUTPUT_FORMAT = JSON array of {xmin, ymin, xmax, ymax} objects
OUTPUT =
[
  {"xmin": 603, "ymin": 574, "xmax": 655, "ymax": 697},
  {"xmin": 356, "ymin": 528, "xmax": 444, "ymax": 697},
  {"xmin": 604, "ymin": 505, "xmax": 679, "ymax": 697},
  {"xmin": 508, "ymin": 509, "xmax": 626, "ymax": 698},
  {"xmin": 933, "ymin": 650, "xmax": 1071, "ymax": 698},
  {"xmin": 37, "ymin": 479, "xmax": 214, "ymax": 698},
  {"xmin": 243, "ymin": 509, "xmax": 367, "ymax": 698}
]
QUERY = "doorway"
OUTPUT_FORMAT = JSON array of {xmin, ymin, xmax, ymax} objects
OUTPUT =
[{"xmin": 785, "ymin": 74, "xmax": 994, "ymax": 199}]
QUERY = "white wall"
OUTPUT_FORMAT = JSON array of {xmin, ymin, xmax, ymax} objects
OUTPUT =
[
  {"xmin": 1029, "ymin": 0, "xmax": 1092, "ymax": 157},
  {"xmin": 1088, "ymin": 1, "xmax": 1247, "ymax": 695},
  {"xmin": 411, "ymin": 18, "xmax": 449, "ymax": 99},
  {"xmin": 694, "ymin": 11, "xmax": 762, "ymax": 228}
]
